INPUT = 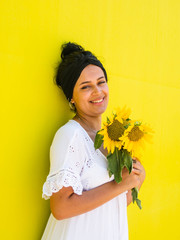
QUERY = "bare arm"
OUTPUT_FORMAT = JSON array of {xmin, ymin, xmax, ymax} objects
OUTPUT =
[{"xmin": 50, "ymin": 171, "xmax": 140, "ymax": 220}]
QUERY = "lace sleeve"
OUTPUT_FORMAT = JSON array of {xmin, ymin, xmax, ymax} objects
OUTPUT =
[
  {"xmin": 42, "ymin": 125, "xmax": 85, "ymax": 200},
  {"xmin": 42, "ymin": 169, "xmax": 83, "ymax": 200}
]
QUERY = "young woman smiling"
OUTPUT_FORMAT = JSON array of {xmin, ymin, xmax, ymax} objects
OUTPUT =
[{"xmin": 41, "ymin": 42, "xmax": 146, "ymax": 240}]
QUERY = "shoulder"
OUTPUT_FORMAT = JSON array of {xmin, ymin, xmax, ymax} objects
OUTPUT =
[
  {"xmin": 51, "ymin": 120, "xmax": 84, "ymax": 147},
  {"xmin": 55, "ymin": 120, "xmax": 78, "ymax": 136}
]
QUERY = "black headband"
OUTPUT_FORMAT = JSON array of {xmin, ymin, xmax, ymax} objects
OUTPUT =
[{"xmin": 59, "ymin": 52, "xmax": 107, "ymax": 101}]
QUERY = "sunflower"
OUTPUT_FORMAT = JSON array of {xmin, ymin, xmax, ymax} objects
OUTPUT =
[
  {"xmin": 94, "ymin": 107, "xmax": 154, "ymax": 210},
  {"xmin": 115, "ymin": 105, "xmax": 131, "ymax": 123},
  {"xmin": 99, "ymin": 106, "xmax": 131, "ymax": 153},
  {"xmin": 120, "ymin": 121, "xmax": 153, "ymax": 158}
]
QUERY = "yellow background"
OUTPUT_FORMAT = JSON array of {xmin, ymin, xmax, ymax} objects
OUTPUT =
[{"xmin": 1, "ymin": 0, "xmax": 180, "ymax": 239}]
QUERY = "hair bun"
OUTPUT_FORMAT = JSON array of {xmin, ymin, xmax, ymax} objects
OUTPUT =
[{"xmin": 61, "ymin": 42, "xmax": 85, "ymax": 60}]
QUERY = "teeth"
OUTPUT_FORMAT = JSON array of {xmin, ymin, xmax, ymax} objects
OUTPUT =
[{"xmin": 91, "ymin": 99, "xmax": 103, "ymax": 103}]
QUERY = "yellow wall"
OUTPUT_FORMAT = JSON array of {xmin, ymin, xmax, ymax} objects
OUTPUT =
[{"xmin": 1, "ymin": 0, "xmax": 180, "ymax": 239}]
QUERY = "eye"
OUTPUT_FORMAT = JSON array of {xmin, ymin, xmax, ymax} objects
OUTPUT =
[
  {"xmin": 98, "ymin": 80, "xmax": 106, "ymax": 85},
  {"xmin": 81, "ymin": 85, "xmax": 90, "ymax": 90}
]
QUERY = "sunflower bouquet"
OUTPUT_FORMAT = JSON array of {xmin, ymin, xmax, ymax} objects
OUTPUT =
[{"xmin": 94, "ymin": 106, "xmax": 153, "ymax": 209}]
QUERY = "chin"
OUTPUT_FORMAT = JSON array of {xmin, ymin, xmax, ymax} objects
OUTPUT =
[{"xmin": 92, "ymin": 106, "xmax": 107, "ymax": 116}]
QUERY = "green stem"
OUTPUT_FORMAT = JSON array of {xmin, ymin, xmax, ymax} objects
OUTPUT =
[{"xmin": 115, "ymin": 147, "xmax": 119, "ymax": 174}]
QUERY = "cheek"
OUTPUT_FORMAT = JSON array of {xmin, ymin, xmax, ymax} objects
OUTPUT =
[
  {"xmin": 73, "ymin": 91, "xmax": 90, "ymax": 106},
  {"xmin": 104, "ymin": 87, "xmax": 109, "ymax": 104},
  {"xmin": 104, "ymin": 85, "xmax": 109, "ymax": 97}
]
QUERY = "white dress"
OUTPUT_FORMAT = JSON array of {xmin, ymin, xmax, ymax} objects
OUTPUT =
[{"xmin": 42, "ymin": 120, "xmax": 129, "ymax": 240}]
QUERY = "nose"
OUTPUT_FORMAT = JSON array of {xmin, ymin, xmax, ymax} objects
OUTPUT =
[{"xmin": 92, "ymin": 85, "xmax": 101, "ymax": 95}]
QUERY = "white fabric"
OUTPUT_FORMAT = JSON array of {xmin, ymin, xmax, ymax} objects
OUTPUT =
[{"xmin": 41, "ymin": 120, "xmax": 129, "ymax": 240}]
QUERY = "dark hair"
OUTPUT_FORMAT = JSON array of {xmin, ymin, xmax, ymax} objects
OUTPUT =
[{"xmin": 55, "ymin": 42, "xmax": 108, "ymax": 101}]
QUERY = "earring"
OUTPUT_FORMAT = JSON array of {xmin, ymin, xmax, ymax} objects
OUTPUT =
[{"xmin": 69, "ymin": 101, "xmax": 76, "ymax": 111}]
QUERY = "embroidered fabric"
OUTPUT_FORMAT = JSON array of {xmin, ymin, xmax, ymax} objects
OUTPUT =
[
  {"xmin": 42, "ymin": 169, "xmax": 83, "ymax": 200},
  {"xmin": 41, "ymin": 120, "xmax": 129, "ymax": 240}
]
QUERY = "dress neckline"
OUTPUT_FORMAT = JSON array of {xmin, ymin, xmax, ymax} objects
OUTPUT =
[{"xmin": 69, "ymin": 119, "xmax": 107, "ymax": 160}]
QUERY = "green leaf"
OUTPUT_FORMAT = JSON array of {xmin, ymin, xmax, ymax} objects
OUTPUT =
[
  {"xmin": 123, "ymin": 150, "xmax": 132, "ymax": 173},
  {"xmin": 107, "ymin": 148, "xmax": 132, "ymax": 183},
  {"xmin": 136, "ymin": 199, "xmax": 142, "ymax": 210},
  {"xmin": 118, "ymin": 150, "xmax": 124, "ymax": 168},
  {"xmin": 107, "ymin": 153, "xmax": 114, "ymax": 177},
  {"xmin": 124, "ymin": 122, "xmax": 131, "ymax": 129},
  {"xmin": 131, "ymin": 187, "xmax": 142, "ymax": 209},
  {"xmin": 107, "ymin": 149, "xmax": 122, "ymax": 183},
  {"xmin": 134, "ymin": 121, "xmax": 142, "ymax": 126},
  {"xmin": 106, "ymin": 117, "xmax": 111, "ymax": 124},
  {"xmin": 108, "ymin": 171, "xmax": 113, "ymax": 178},
  {"xmin": 94, "ymin": 132, "xmax": 104, "ymax": 150},
  {"xmin": 131, "ymin": 188, "xmax": 138, "ymax": 203}
]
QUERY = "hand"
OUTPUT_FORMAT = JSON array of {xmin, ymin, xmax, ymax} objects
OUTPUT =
[
  {"xmin": 122, "ymin": 167, "xmax": 130, "ymax": 178},
  {"xmin": 121, "ymin": 167, "xmax": 141, "ymax": 190},
  {"xmin": 132, "ymin": 157, "xmax": 146, "ymax": 188}
]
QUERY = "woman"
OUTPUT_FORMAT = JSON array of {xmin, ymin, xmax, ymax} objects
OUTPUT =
[{"xmin": 42, "ymin": 42, "xmax": 145, "ymax": 240}]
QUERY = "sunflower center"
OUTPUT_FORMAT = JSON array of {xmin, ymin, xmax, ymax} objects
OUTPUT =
[
  {"xmin": 107, "ymin": 119, "xmax": 125, "ymax": 141},
  {"xmin": 128, "ymin": 126, "xmax": 144, "ymax": 141}
]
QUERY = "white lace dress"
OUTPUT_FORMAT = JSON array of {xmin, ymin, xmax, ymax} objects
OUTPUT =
[{"xmin": 41, "ymin": 120, "xmax": 129, "ymax": 240}]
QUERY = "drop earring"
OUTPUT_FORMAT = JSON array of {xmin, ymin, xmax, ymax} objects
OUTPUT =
[{"xmin": 69, "ymin": 101, "xmax": 76, "ymax": 111}]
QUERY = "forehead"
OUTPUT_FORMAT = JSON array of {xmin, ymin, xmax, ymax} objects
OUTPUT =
[{"xmin": 77, "ymin": 64, "xmax": 105, "ymax": 83}]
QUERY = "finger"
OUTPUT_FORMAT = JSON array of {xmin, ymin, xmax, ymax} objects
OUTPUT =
[
  {"xmin": 132, "ymin": 161, "xmax": 141, "ymax": 168},
  {"xmin": 132, "ymin": 167, "xmax": 141, "ymax": 175},
  {"xmin": 132, "ymin": 157, "xmax": 141, "ymax": 163}
]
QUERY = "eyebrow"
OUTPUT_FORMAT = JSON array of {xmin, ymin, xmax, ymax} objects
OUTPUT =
[{"xmin": 79, "ymin": 76, "xmax": 105, "ymax": 86}]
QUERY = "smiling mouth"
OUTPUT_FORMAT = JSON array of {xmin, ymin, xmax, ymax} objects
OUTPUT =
[{"xmin": 90, "ymin": 97, "xmax": 104, "ymax": 103}]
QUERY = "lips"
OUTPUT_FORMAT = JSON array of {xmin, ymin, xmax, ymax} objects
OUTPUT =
[{"xmin": 90, "ymin": 97, "xmax": 105, "ymax": 104}]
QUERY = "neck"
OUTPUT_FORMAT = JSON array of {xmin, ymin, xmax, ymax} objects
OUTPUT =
[{"xmin": 73, "ymin": 113, "xmax": 102, "ymax": 132}]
